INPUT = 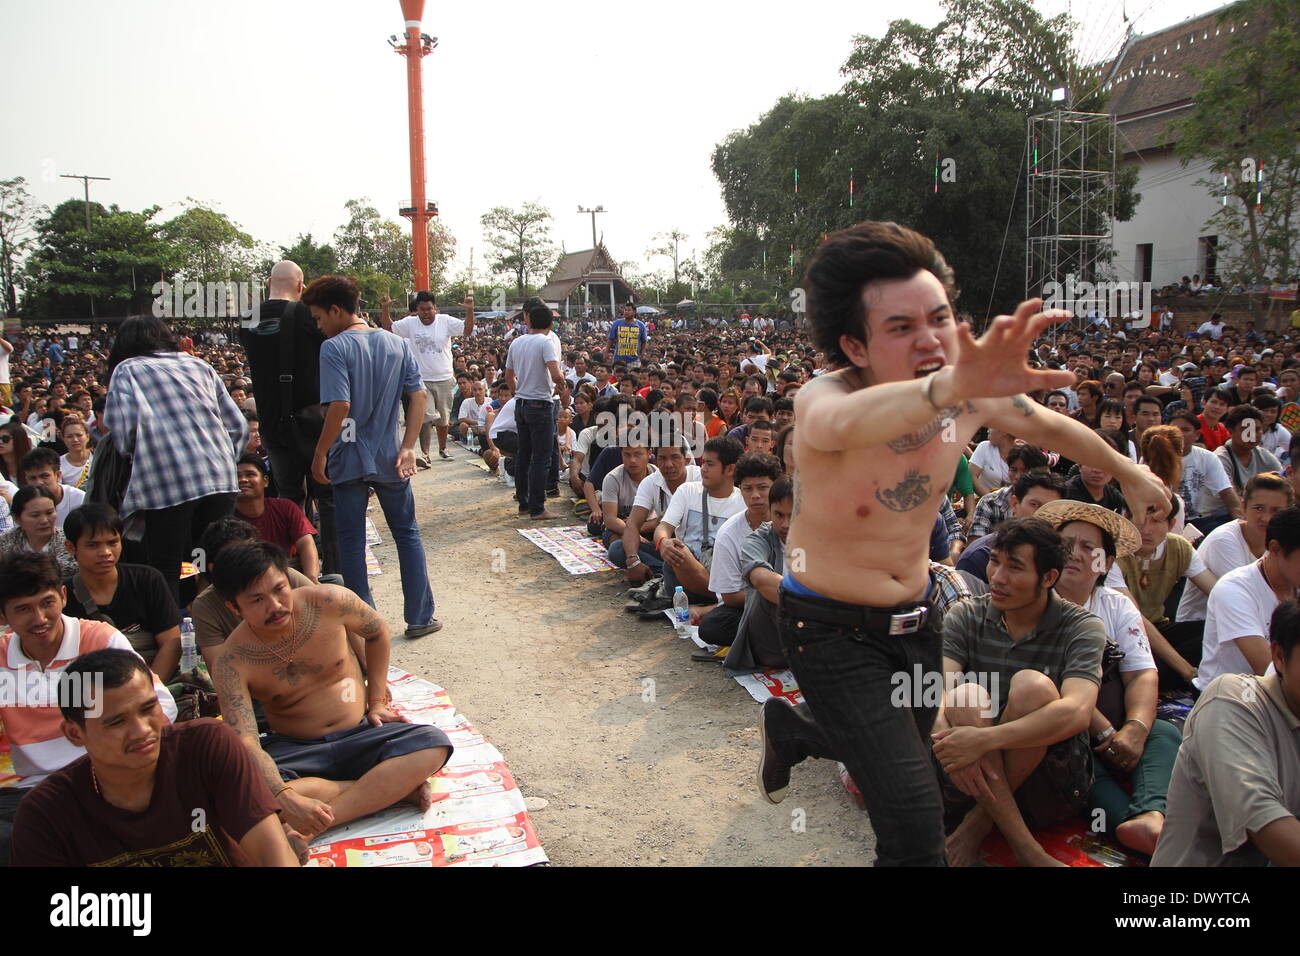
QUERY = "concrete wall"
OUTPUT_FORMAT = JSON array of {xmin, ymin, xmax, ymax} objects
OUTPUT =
[{"xmin": 1111, "ymin": 151, "xmax": 1237, "ymax": 289}]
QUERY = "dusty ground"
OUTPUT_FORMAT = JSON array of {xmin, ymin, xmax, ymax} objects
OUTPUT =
[{"xmin": 364, "ymin": 451, "xmax": 878, "ymax": 866}]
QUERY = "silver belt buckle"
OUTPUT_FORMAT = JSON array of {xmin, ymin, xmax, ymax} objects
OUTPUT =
[{"xmin": 889, "ymin": 607, "xmax": 927, "ymax": 636}]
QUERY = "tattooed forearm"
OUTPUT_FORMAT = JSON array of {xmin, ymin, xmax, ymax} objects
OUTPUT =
[
  {"xmin": 875, "ymin": 470, "xmax": 933, "ymax": 512},
  {"xmin": 887, "ymin": 401, "xmax": 978, "ymax": 453},
  {"xmin": 1010, "ymin": 395, "xmax": 1036, "ymax": 417}
]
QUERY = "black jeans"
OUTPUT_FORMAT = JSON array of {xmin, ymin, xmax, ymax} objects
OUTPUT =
[
  {"xmin": 515, "ymin": 399, "xmax": 556, "ymax": 515},
  {"xmin": 778, "ymin": 584, "xmax": 946, "ymax": 866},
  {"xmin": 263, "ymin": 429, "xmax": 339, "ymax": 575},
  {"xmin": 143, "ymin": 492, "xmax": 235, "ymax": 606}
]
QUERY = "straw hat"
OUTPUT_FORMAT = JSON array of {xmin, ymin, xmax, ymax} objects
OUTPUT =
[{"xmin": 1033, "ymin": 500, "xmax": 1141, "ymax": 558}]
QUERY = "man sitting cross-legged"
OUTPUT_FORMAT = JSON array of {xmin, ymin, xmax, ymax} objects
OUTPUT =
[
  {"xmin": 208, "ymin": 540, "xmax": 453, "ymax": 840},
  {"xmin": 932, "ymin": 516, "xmax": 1106, "ymax": 867},
  {"xmin": 12, "ymin": 649, "xmax": 299, "ymax": 867}
]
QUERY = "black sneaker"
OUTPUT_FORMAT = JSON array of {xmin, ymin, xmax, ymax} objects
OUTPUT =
[
  {"xmin": 636, "ymin": 595, "xmax": 675, "ymax": 620},
  {"xmin": 757, "ymin": 699, "xmax": 792, "ymax": 804},
  {"xmin": 405, "ymin": 620, "xmax": 444, "ymax": 639}
]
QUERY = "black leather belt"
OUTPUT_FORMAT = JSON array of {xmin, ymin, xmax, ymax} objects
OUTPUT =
[{"xmin": 780, "ymin": 588, "xmax": 930, "ymax": 637}]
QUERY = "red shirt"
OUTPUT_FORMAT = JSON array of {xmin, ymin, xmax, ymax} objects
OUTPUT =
[
  {"xmin": 1198, "ymin": 415, "xmax": 1229, "ymax": 451},
  {"xmin": 236, "ymin": 497, "xmax": 316, "ymax": 556}
]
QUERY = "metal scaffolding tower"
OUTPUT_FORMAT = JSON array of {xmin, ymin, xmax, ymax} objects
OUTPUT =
[{"xmin": 1025, "ymin": 111, "xmax": 1117, "ymax": 312}]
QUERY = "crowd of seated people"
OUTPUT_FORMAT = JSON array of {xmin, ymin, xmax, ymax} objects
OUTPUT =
[{"xmin": 3, "ymin": 307, "xmax": 1300, "ymax": 869}]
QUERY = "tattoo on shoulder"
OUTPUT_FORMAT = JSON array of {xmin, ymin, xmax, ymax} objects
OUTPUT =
[
  {"xmin": 875, "ymin": 469, "xmax": 933, "ymax": 512},
  {"xmin": 887, "ymin": 401, "xmax": 978, "ymax": 453},
  {"xmin": 1010, "ymin": 395, "xmax": 1036, "ymax": 417}
]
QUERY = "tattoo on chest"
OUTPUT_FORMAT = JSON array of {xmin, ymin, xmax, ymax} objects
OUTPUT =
[
  {"xmin": 272, "ymin": 659, "xmax": 325, "ymax": 686},
  {"xmin": 887, "ymin": 401, "xmax": 977, "ymax": 453},
  {"xmin": 234, "ymin": 601, "xmax": 321, "ymax": 664},
  {"xmin": 875, "ymin": 469, "xmax": 933, "ymax": 512}
]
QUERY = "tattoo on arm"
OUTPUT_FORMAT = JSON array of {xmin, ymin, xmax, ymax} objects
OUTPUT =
[
  {"xmin": 886, "ymin": 401, "xmax": 978, "ymax": 453},
  {"xmin": 212, "ymin": 650, "xmax": 283, "ymax": 791},
  {"xmin": 875, "ymin": 469, "xmax": 933, "ymax": 512},
  {"xmin": 1010, "ymin": 395, "xmax": 1036, "ymax": 417}
]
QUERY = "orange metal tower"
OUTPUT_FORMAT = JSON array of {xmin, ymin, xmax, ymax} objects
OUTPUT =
[{"xmin": 391, "ymin": 0, "xmax": 437, "ymax": 292}]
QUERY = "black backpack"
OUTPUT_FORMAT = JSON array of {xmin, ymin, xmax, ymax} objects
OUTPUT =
[{"xmin": 84, "ymin": 429, "xmax": 132, "ymax": 510}]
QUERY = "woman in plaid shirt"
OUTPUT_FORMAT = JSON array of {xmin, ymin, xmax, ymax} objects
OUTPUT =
[{"xmin": 104, "ymin": 317, "xmax": 248, "ymax": 604}]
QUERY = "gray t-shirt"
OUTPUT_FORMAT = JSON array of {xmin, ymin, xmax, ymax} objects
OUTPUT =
[
  {"xmin": 601, "ymin": 464, "xmax": 656, "ymax": 519},
  {"xmin": 505, "ymin": 333, "xmax": 560, "ymax": 401},
  {"xmin": 1152, "ymin": 673, "xmax": 1300, "ymax": 866}
]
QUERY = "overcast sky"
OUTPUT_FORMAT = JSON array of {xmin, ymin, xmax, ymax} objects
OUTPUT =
[{"xmin": 1, "ymin": 0, "xmax": 1221, "ymax": 287}]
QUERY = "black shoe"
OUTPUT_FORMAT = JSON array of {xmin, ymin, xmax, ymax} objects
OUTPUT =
[
  {"xmin": 758, "ymin": 698, "xmax": 793, "ymax": 804},
  {"xmin": 545, "ymin": 487, "xmax": 561, "ymax": 498},
  {"xmin": 405, "ymin": 620, "xmax": 444, "ymax": 639},
  {"xmin": 636, "ymin": 595, "xmax": 675, "ymax": 620}
]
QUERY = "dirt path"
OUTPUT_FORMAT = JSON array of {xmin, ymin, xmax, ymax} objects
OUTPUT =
[{"xmin": 365, "ymin": 453, "xmax": 877, "ymax": 866}]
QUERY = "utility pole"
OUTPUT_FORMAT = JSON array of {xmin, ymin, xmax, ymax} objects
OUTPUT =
[
  {"xmin": 577, "ymin": 205, "xmax": 605, "ymax": 251},
  {"xmin": 389, "ymin": 1, "xmax": 437, "ymax": 292},
  {"xmin": 60, "ymin": 173, "xmax": 111, "ymax": 229}
]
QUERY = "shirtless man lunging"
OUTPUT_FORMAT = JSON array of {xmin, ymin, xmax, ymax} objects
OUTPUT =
[
  {"xmin": 209, "ymin": 540, "xmax": 452, "ymax": 839},
  {"xmin": 775, "ymin": 221, "xmax": 1167, "ymax": 866}
]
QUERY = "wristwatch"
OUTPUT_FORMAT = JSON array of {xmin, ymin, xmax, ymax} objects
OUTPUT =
[{"xmin": 1092, "ymin": 725, "xmax": 1116, "ymax": 745}]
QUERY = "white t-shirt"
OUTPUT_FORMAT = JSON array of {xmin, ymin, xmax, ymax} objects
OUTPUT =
[
  {"xmin": 1176, "ymin": 520, "xmax": 1255, "ymax": 623},
  {"xmin": 1182, "ymin": 445, "xmax": 1233, "ymax": 518},
  {"xmin": 505, "ymin": 334, "xmax": 560, "ymax": 401},
  {"xmin": 632, "ymin": 465, "xmax": 702, "ymax": 518},
  {"xmin": 54, "ymin": 484, "xmax": 86, "ymax": 532},
  {"xmin": 709, "ymin": 509, "xmax": 764, "ymax": 595},
  {"xmin": 1085, "ymin": 586, "xmax": 1155, "ymax": 673},
  {"xmin": 970, "ymin": 441, "xmax": 1009, "ymax": 489},
  {"xmin": 1197, "ymin": 561, "xmax": 1288, "ymax": 691},
  {"xmin": 487, "ymin": 398, "xmax": 516, "ymax": 439},
  {"xmin": 391, "ymin": 314, "xmax": 464, "ymax": 382},
  {"xmin": 0, "ymin": 341, "xmax": 9, "ymax": 385},
  {"xmin": 59, "ymin": 454, "xmax": 92, "ymax": 489},
  {"xmin": 1197, "ymin": 321, "xmax": 1225, "ymax": 340},
  {"xmin": 457, "ymin": 397, "xmax": 487, "ymax": 425},
  {"xmin": 661, "ymin": 481, "xmax": 745, "ymax": 556}
]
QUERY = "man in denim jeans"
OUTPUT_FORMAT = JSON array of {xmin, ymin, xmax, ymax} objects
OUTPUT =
[
  {"xmin": 783, "ymin": 222, "xmax": 1169, "ymax": 865},
  {"xmin": 304, "ymin": 275, "xmax": 441, "ymax": 639},
  {"xmin": 505, "ymin": 301, "xmax": 565, "ymax": 521}
]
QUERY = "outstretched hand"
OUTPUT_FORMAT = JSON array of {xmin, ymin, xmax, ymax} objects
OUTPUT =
[{"xmin": 946, "ymin": 299, "xmax": 1076, "ymax": 403}]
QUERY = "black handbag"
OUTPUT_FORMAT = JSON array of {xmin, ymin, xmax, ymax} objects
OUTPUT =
[
  {"xmin": 83, "ymin": 430, "xmax": 132, "ymax": 510},
  {"xmin": 277, "ymin": 300, "xmax": 328, "ymax": 460},
  {"xmin": 1095, "ymin": 639, "xmax": 1128, "ymax": 728}
]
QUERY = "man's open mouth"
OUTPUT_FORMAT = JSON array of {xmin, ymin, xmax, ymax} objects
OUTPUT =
[{"xmin": 914, "ymin": 360, "xmax": 944, "ymax": 378}]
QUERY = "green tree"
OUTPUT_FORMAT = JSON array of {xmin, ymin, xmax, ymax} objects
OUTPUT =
[
  {"xmin": 279, "ymin": 233, "xmax": 339, "ymax": 280},
  {"xmin": 21, "ymin": 201, "xmax": 179, "ymax": 319},
  {"xmin": 0, "ymin": 177, "xmax": 46, "ymax": 317},
  {"xmin": 162, "ymin": 199, "xmax": 257, "ymax": 284},
  {"xmin": 709, "ymin": 0, "xmax": 1138, "ymax": 319},
  {"xmin": 480, "ymin": 201, "xmax": 555, "ymax": 295},
  {"xmin": 1171, "ymin": 0, "xmax": 1300, "ymax": 289},
  {"xmin": 334, "ymin": 198, "xmax": 411, "ymax": 280}
]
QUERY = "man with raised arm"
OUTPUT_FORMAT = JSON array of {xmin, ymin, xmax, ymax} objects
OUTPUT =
[
  {"xmin": 783, "ymin": 221, "xmax": 1167, "ymax": 867},
  {"xmin": 208, "ymin": 541, "xmax": 452, "ymax": 840}
]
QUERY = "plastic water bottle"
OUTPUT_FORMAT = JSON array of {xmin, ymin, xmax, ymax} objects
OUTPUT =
[
  {"xmin": 672, "ymin": 586, "xmax": 690, "ymax": 635},
  {"xmin": 180, "ymin": 617, "xmax": 197, "ymax": 673}
]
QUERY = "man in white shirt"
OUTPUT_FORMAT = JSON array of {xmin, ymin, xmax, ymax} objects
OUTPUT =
[
  {"xmin": 504, "ymin": 302, "xmax": 564, "ymax": 520},
  {"xmin": 696, "ymin": 452, "xmax": 784, "ymax": 655},
  {"xmin": 620, "ymin": 439, "xmax": 701, "ymax": 586},
  {"xmin": 20, "ymin": 447, "xmax": 85, "ymax": 532},
  {"xmin": 1197, "ymin": 505, "xmax": 1300, "ymax": 691},
  {"xmin": 1197, "ymin": 314, "xmax": 1226, "ymax": 340},
  {"xmin": 456, "ymin": 380, "xmax": 490, "ymax": 445},
  {"xmin": 642, "ymin": 435, "xmax": 745, "ymax": 615},
  {"xmin": 380, "ymin": 290, "xmax": 475, "ymax": 463}
]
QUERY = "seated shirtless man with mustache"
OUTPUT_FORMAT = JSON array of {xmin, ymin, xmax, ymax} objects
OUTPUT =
[
  {"xmin": 766, "ymin": 221, "xmax": 1168, "ymax": 866},
  {"xmin": 209, "ymin": 540, "xmax": 451, "ymax": 839}
]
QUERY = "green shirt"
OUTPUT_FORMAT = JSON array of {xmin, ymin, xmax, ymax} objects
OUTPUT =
[
  {"xmin": 951, "ymin": 454, "xmax": 975, "ymax": 497},
  {"xmin": 942, "ymin": 591, "xmax": 1106, "ymax": 715}
]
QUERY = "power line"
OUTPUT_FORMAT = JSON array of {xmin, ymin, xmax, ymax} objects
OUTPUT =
[{"xmin": 59, "ymin": 173, "xmax": 111, "ymax": 229}]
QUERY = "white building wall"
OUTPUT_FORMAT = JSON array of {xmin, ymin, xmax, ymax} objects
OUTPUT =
[{"xmin": 1111, "ymin": 151, "xmax": 1237, "ymax": 288}]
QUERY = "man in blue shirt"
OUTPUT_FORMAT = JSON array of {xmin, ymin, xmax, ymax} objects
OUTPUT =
[
  {"xmin": 608, "ymin": 303, "xmax": 648, "ymax": 368},
  {"xmin": 304, "ymin": 275, "xmax": 440, "ymax": 639}
]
